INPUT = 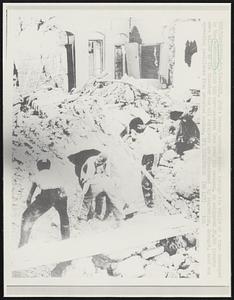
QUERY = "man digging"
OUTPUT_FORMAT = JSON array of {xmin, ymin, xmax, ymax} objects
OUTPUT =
[{"xmin": 18, "ymin": 156, "xmax": 71, "ymax": 277}]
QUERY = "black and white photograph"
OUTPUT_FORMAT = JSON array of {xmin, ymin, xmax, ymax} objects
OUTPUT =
[{"xmin": 3, "ymin": 3, "xmax": 231, "ymax": 297}]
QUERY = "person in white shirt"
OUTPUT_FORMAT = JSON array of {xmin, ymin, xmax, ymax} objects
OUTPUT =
[
  {"xmin": 18, "ymin": 158, "xmax": 70, "ymax": 247},
  {"xmin": 79, "ymin": 152, "xmax": 126, "ymax": 221},
  {"xmin": 123, "ymin": 117, "xmax": 164, "ymax": 207},
  {"xmin": 18, "ymin": 157, "xmax": 71, "ymax": 277}
]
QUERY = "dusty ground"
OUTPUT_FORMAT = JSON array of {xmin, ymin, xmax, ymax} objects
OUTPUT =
[{"xmin": 12, "ymin": 78, "xmax": 200, "ymax": 279}]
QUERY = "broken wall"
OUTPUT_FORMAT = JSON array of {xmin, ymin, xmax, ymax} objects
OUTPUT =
[
  {"xmin": 169, "ymin": 19, "xmax": 202, "ymax": 92},
  {"xmin": 125, "ymin": 43, "xmax": 141, "ymax": 78},
  {"xmin": 14, "ymin": 17, "xmax": 70, "ymax": 93}
]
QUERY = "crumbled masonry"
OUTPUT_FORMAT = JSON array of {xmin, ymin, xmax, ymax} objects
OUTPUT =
[{"xmin": 12, "ymin": 77, "xmax": 200, "ymax": 278}]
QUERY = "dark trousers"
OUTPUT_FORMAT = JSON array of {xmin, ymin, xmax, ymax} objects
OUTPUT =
[
  {"xmin": 175, "ymin": 141, "xmax": 194, "ymax": 156},
  {"xmin": 18, "ymin": 188, "xmax": 70, "ymax": 277},
  {"xmin": 141, "ymin": 154, "xmax": 154, "ymax": 207},
  {"xmin": 79, "ymin": 175, "xmax": 125, "ymax": 221}
]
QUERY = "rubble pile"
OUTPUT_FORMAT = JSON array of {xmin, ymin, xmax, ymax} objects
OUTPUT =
[
  {"xmin": 62, "ymin": 232, "xmax": 198, "ymax": 279},
  {"xmin": 12, "ymin": 77, "xmax": 200, "ymax": 278}
]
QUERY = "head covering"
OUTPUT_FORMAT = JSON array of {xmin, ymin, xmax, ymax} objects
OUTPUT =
[
  {"xmin": 95, "ymin": 152, "xmax": 108, "ymax": 165},
  {"xmin": 37, "ymin": 158, "xmax": 51, "ymax": 171},
  {"xmin": 129, "ymin": 117, "xmax": 144, "ymax": 131}
]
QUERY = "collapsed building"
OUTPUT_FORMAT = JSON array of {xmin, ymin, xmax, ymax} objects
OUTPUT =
[
  {"xmin": 12, "ymin": 15, "xmax": 201, "ymax": 279},
  {"xmin": 13, "ymin": 16, "xmax": 201, "ymax": 93}
]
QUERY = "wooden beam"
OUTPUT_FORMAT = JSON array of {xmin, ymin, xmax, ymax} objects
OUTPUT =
[{"xmin": 12, "ymin": 214, "xmax": 197, "ymax": 270}]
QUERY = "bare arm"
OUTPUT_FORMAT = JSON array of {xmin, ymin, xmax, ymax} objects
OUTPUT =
[
  {"xmin": 80, "ymin": 158, "xmax": 96, "ymax": 196},
  {"xmin": 84, "ymin": 160, "xmax": 96, "ymax": 181},
  {"xmin": 82, "ymin": 179, "xmax": 91, "ymax": 196},
  {"xmin": 26, "ymin": 182, "xmax": 37, "ymax": 207}
]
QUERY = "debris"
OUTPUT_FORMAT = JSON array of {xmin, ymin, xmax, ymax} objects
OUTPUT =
[
  {"xmin": 12, "ymin": 70, "xmax": 200, "ymax": 278},
  {"xmin": 166, "ymin": 268, "xmax": 180, "ymax": 278},
  {"xmin": 105, "ymin": 248, "xmax": 138, "ymax": 261},
  {"xmin": 111, "ymin": 255, "xmax": 146, "ymax": 278},
  {"xmin": 170, "ymin": 253, "xmax": 186, "ymax": 269},
  {"xmin": 187, "ymin": 247, "xmax": 199, "ymax": 262},
  {"xmin": 141, "ymin": 246, "xmax": 165, "ymax": 260},
  {"xmin": 174, "ymin": 150, "xmax": 200, "ymax": 200},
  {"xmin": 183, "ymin": 233, "xmax": 197, "ymax": 247},
  {"xmin": 154, "ymin": 252, "xmax": 171, "ymax": 267},
  {"xmin": 144, "ymin": 263, "xmax": 169, "ymax": 278},
  {"xmin": 162, "ymin": 149, "xmax": 178, "ymax": 163},
  {"xmin": 64, "ymin": 257, "xmax": 96, "ymax": 278},
  {"xmin": 92, "ymin": 254, "xmax": 115, "ymax": 270},
  {"xmin": 179, "ymin": 258, "xmax": 191, "ymax": 270}
]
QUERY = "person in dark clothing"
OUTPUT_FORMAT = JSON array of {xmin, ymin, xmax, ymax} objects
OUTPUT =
[
  {"xmin": 175, "ymin": 109, "xmax": 200, "ymax": 156},
  {"xmin": 68, "ymin": 149, "xmax": 107, "ymax": 220},
  {"xmin": 18, "ymin": 157, "xmax": 71, "ymax": 277}
]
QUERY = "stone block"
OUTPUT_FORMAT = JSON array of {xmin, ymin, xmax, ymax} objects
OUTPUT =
[{"xmin": 141, "ymin": 246, "xmax": 164, "ymax": 260}]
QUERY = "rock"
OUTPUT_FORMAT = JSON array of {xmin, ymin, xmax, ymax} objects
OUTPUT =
[
  {"xmin": 94, "ymin": 269, "xmax": 110, "ymax": 279},
  {"xmin": 174, "ymin": 150, "xmax": 200, "ymax": 200},
  {"xmin": 174, "ymin": 199, "xmax": 187, "ymax": 210},
  {"xmin": 183, "ymin": 233, "xmax": 197, "ymax": 247},
  {"xmin": 187, "ymin": 247, "xmax": 199, "ymax": 262},
  {"xmin": 163, "ymin": 149, "xmax": 177, "ymax": 162},
  {"xmin": 179, "ymin": 258, "xmax": 191, "ymax": 270},
  {"xmin": 191, "ymin": 212, "xmax": 198, "ymax": 220},
  {"xmin": 163, "ymin": 236, "xmax": 187, "ymax": 256},
  {"xmin": 141, "ymin": 246, "xmax": 164, "ymax": 260},
  {"xmin": 163, "ymin": 240, "xmax": 177, "ymax": 255},
  {"xmin": 144, "ymin": 263, "xmax": 168, "ymax": 278},
  {"xmin": 178, "ymin": 268, "xmax": 193, "ymax": 278},
  {"xmin": 64, "ymin": 258, "xmax": 96, "ymax": 277},
  {"xmin": 170, "ymin": 253, "xmax": 186, "ymax": 269},
  {"xmin": 111, "ymin": 255, "xmax": 146, "ymax": 278},
  {"xmin": 188, "ymin": 272, "xmax": 198, "ymax": 278},
  {"xmin": 92, "ymin": 254, "xmax": 115, "ymax": 270},
  {"xmin": 167, "ymin": 268, "xmax": 180, "ymax": 278},
  {"xmin": 173, "ymin": 236, "xmax": 188, "ymax": 249},
  {"xmin": 189, "ymin": 262, "xmax": 199, "ymax": 275},
  {"xmin": 176, "ymin": 248, "xmax": 187, "ymax": 256},
  {"xmin": 154, "ymin": 252, "xmax": 171, "ymax": 267},
  {"xmin": 168, "ymin": 207, "xmax": 179, "ymax": 215}
]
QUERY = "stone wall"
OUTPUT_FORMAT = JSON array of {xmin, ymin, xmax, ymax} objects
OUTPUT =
[
  {"xmin": 14, "ymin": 17, "xmax": 69, "ymax": 94},
  {"xmin": 168, "ymin": 19, "xmax": 202, "ymax": 91},
  {"xmin": 163, "ymin": 19, "xmax": 201, "ymax": 91},
  {"xmin": 167, "ymin": 24, "xmax": 176, "ymax": 87}
]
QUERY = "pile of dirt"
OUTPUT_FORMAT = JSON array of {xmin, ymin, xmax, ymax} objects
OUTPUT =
[
  {"xmin": 11, "ymin": 77, "xmax": 200, "ymax": 278},
  {"xmin": 61, "ymin": 232, "xmax": 198, "ymax": 279}
]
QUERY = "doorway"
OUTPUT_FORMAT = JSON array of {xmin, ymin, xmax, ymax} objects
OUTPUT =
[
  {"xmin": 114, "ymin": 45, "xmax": 123, "ymax": 79},
  {"xmin": 141, "ymin": 44, "xmax": 160, "ymax": 79},
  {"xmin": 65, "ymin": 31, "xmax": 76, "ymax": 92},
  {"xmin": 88, "ymin": 40, "xmax": 104, "ymax": 77}
]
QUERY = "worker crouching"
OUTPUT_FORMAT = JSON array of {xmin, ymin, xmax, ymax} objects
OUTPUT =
[{"xmin": 78, "ymin": 152, "xmax": 126, "ymax": 222}]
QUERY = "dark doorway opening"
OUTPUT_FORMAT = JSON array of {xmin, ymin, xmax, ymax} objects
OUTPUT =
[
  {"xmin": 65, "ymin": 32, "xmax": 76, "ymax": 92},
  {"xmin": 141, "ymin": 44, "xmax": 160, "ymax": 79},
  {"xmin": 114, "ymin": 45, "xmax": 123, "ymax": 79}
]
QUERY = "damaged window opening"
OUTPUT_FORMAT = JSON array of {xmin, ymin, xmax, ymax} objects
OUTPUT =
[
  {"xmin": 88, "ymin": 40, "xmax": 104, "ymax": 78},
  {"xmin": 184, "ymin": 40, "xmax": 197, "ymax": 67},
  {"xmin": 129, "ymin": 26, "xmax": 142, "ymax": 44}
]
